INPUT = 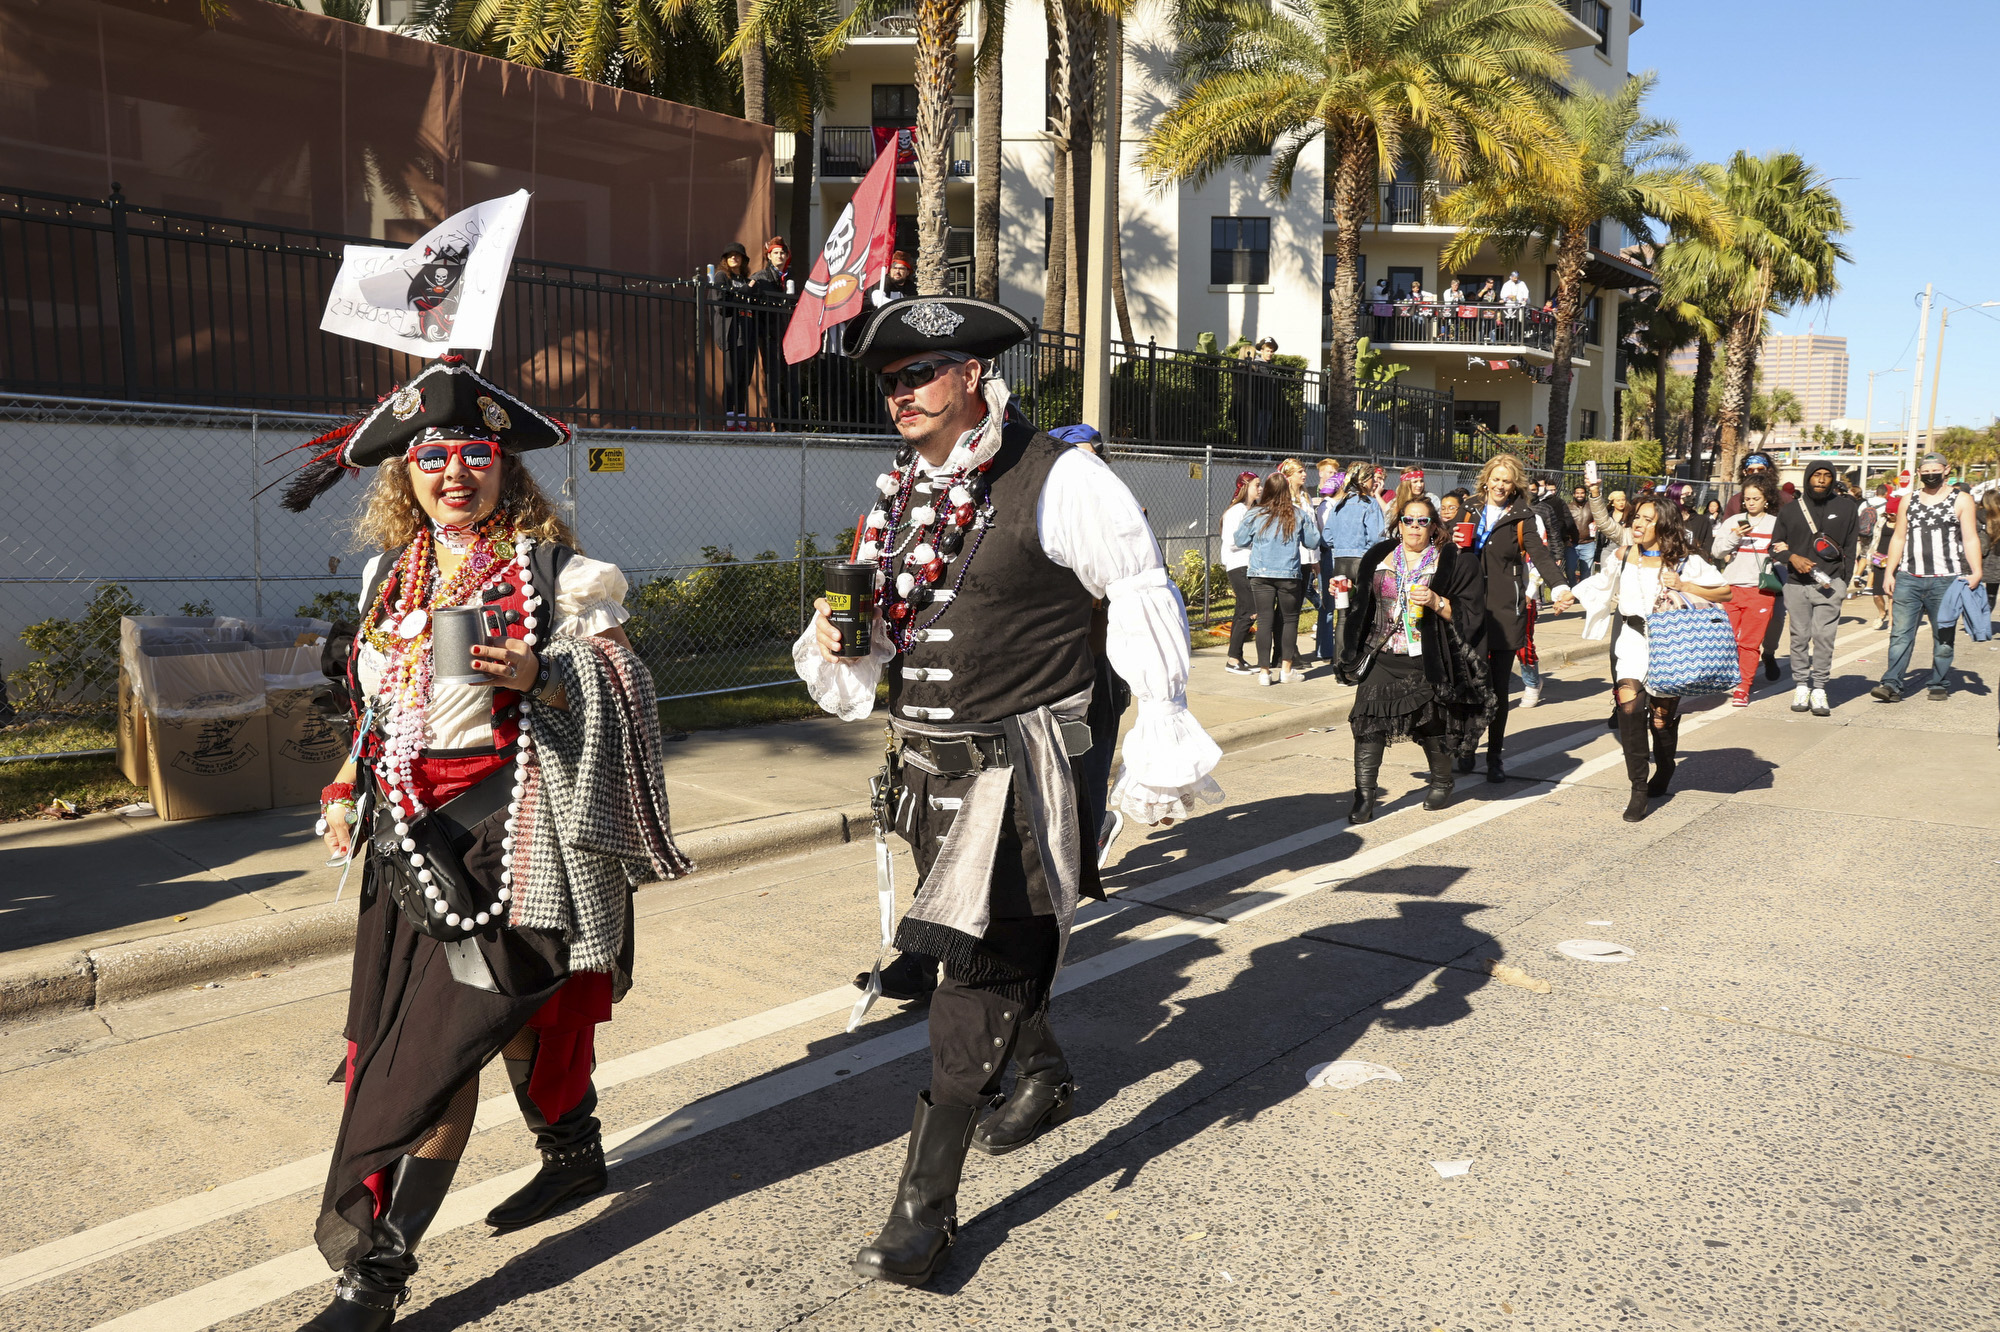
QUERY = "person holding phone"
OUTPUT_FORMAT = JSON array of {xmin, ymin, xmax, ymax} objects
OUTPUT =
[{"xmin": 1711, "ymin": 478, "xmax": 1781, "ymax": 707}]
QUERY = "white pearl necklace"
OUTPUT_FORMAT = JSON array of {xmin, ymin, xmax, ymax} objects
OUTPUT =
[{"xmin": 386, "ymin": 534, "xmax": 543, "ymax": 936}]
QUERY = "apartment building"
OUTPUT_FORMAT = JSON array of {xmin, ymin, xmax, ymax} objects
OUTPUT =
[
  {"xmin": 1759, "ymin": 333, "xmax": 1850, "ymax": 433},
  {"xmin": 357, "ymin": 0, "xmax": 1653, "ymax": 441}
]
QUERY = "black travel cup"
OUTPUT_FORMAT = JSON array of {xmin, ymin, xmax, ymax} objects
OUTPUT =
[{"xmin": 824, "ymin": 561, "xmax": 876, "ymax": 658}]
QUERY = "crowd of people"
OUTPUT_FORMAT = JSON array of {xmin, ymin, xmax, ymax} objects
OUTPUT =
[{"xmin": 1216, "ymin": 445, "xmax": 1998, "ymax": 825}]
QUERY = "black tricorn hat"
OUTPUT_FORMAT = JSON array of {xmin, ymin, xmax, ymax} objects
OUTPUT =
[
  {"xmin": 842, "ymin": 296, "xmax": 1032, "ymax": 371},
  {"xmin": 272, "ymin": 356, "xmax": 569, "ymax": 512}
]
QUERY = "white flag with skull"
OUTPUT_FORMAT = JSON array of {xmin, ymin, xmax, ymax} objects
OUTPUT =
[{"xmin": 319, "ymin": 190, "xmax": 530, "ymax": 357}]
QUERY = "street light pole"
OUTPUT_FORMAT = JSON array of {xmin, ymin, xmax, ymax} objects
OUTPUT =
[
  {"xmin": 1901, "ymin": 285, "xmax": 1932, "ymax": 485},
  {"xmin": 1860, "ymin": 365, "xmax": 1904, "ymax": 488},
  {"xmin": 1919, "ymin": 298, "xmax": 2000, "ymax": 467}
]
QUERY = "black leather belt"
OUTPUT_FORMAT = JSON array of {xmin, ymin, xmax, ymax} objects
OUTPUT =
[{"xmin": 899, "ymin": 721, "xmax": 1093, "ymax": 776}]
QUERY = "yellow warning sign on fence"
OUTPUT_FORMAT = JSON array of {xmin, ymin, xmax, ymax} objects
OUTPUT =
[{"xmin": 588, "ymin": 447, "xmax": 625, "ymax": 473}]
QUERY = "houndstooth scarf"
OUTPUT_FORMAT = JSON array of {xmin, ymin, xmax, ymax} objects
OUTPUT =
[{"xmin": 508, "ymin": 635, "xmax": 693, "ymax": 987}]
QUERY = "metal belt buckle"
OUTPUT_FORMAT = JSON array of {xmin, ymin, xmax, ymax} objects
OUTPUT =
[{"xmin": 1059, "ymin": 720, "xmax": 1094, "ymax": 757}]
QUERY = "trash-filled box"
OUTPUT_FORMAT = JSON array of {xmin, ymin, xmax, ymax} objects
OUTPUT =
[
  {"xmin": 264, "ymin": 642, "xmax": 348, "ymax": 809},
  {"xmin": 119, "ymin": 616, "xmax": 335, "ymax": 820}
]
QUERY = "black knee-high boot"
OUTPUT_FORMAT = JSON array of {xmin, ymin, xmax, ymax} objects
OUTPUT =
[
  {"xmin": 1349, "ymin": 739, "xmax": 1385, "ymax": 823},
  {"xmin": 1616, "ymin": 704, "xmax": 1651, "ymax": 822},
  {"xmin": 1646, "ymin": 712, "xmax": 1680, "ymax": 797},
  {"xmin": 1421, "ymin": 740, "xmax": 1455, "ymax": 811},
  {"xmin": 972, "ymin": 1010, "xmax": 1075, "ymax": 1155},
  {"xmin": 484, "ymin": 1058, "xmax": 607, "ymax": 1230},
  {"xmin": 299, "ymin": 1155, "xmax": 459, "ymax": 1332},
  {"xmin": 851, "ymin": 1093, "xmax": 982, "ymax": 1286}
]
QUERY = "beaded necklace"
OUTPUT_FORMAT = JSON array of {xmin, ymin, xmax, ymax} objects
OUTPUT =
[
  {"xmin": 1388, "ymin": 541, "xmax": 1438, "ymax": 653},
  {"xmin": 857, "ymin": 430, "xmax": 998, "ymax": 653}
]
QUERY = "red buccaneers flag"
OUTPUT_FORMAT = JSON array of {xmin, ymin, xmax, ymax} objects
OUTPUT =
[{"xmin": 783, "ymin": 129, "xmax": 909, "ymax": 365}]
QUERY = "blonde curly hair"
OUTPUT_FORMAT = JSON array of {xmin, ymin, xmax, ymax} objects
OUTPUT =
[
  {"xmin": 353, "ymin": 454, "xmax": 580, "ymax": 555},
  {"xmin": 1475, "ymin": 451, "xmax": 1529, "ymax": 501}
]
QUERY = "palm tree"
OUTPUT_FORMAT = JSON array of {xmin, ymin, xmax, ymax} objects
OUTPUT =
[
  {"xmin": 1442, "ymin": 73, "xmax": 1726, "ymax": 470},
  {"xmin": 1674, "ymin": 151, "xmax": 1849, "ymax": 480},
  {"xmin": 1618, "ymin": 285, "xmax": 1705, "ymax": 451},
  {"xmin": 1143, "ymin": 0, "xmax": 1573, "ymax": 454},
  {"xmin": 414, "ymin": 0, "xmax": 742, "ymax": 113},
  {"xmin": 731, "ymin": 0, "xmax": 844, "ymax": 267},
  {"xmin": 972, "ymin": 0, "xmax": 1006, "ymax": 300},
  {"xmin": 1144, "ymin": 0, "xmax": 1576, "ymax": 452},
  {"xmin": 1750, "ymin": 385, "xmax": 1802, "ymax": 449}
]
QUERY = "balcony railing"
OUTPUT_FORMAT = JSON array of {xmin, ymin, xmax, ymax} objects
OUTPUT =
[
  {"xmin": 814, "ymin": 127, "xmax": 974, "ymax": 179},
  {"xmin": 1560, "ymin": 0, "xmax": 1611, "ymax": 50},
  {"xmin": 1326, "ymin": 180, "xmax": 1461, "ymax": 227},
  {"xmin": 1352, "ymin": 301, "xmax": 1556, "ymax": 351}
]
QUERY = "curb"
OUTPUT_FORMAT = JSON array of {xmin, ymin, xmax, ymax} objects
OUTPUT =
[{"xmin": 1, "ymin": 635, "xmax": 1610, "ymax": 1025}]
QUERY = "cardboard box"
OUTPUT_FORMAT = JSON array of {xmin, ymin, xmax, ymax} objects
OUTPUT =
[
  {"xmin": 116, "ymin": 666, "xmax": 148, "ymax": 787},
  {"xmin": 144, "ymin": 709, "xmax": 271, "ymax": 821},
  {"xmin": 267, "ymin": 687, "xmax": 348, "ymax": 808}
]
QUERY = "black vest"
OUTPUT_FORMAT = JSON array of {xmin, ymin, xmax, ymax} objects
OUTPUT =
[{"xmin": 887, "ymin": 426, "xmax": 1096, "ymax": 726}]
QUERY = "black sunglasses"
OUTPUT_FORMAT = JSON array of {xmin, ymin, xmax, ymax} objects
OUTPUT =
[{"xmin": 876, "ymin": 358, "xmax": 966, "ymax": 396}]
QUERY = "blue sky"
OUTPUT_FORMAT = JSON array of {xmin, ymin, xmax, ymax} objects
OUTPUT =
[{"xmin": 1634, "ymin": 1, "xmax": 2000, "ymax": 433}]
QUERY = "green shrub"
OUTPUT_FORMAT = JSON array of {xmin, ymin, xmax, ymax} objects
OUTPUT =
[
  {"xmin": 623, "ymin": 534, "xmax": 836, "ymax": 665},
  {"xmin": 297, "ymin": 589, "xmax": 362, "ymax": 623},
  {"xmin": 7, "ymin": 583, "xmax": 147, "ymax": 714},
  {"xmin": 1566, "ymin": 438, "xmax": 1664, "ymax": 475}
]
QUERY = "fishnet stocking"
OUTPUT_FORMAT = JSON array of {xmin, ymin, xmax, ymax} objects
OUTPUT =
[
  {"xmin": 501, "ymin": 1027, "xmax": 538, "ymax": 1061},
  {"xmin": 409, "ymin": 1075, "xmax": 479, "ymax": 1161},
  {"xmin": 1614, "ymin": 680, "xmax": 1682, "ymax": 730}
]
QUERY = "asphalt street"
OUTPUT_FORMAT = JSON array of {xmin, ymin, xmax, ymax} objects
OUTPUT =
[{"xmin": 0, "ymin": 617, "xmax": 1994, "ymax": 1332}]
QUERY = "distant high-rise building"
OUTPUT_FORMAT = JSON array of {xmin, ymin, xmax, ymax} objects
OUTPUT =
[{"xmin": 1761, "ymin": 334, "xmax": 1849, "ymax": 432}]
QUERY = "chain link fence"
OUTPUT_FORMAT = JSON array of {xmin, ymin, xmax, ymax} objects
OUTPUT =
[{"xmin": 1, "ymin": 395, "xmax": 1690, "ymax": 746}]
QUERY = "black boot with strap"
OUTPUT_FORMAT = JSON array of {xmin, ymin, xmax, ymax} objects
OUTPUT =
[
  {"xmin": 851, "ymin": 1093, "xmax": 983, "ymax": 1286},
  {"xmin": 484, "ymin": 1055, "xmax": 607, "ymax": 1231},
  {"xmin": 299, "ymin": 1155, "xmax": 458, "ymax": 1332},
  {"xmin": 972, "ymin": 1011, "xmax": 1076, "ymax": 1156}
]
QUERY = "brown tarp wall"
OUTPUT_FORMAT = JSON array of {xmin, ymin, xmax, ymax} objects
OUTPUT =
[{"xmin": 0, "ymin": 0, "xmax": 771, "ymax": 275}]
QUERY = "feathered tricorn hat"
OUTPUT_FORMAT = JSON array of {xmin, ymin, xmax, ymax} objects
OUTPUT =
[{"xmin": 270, "ymin": 356, "xmax": 569, "ymax": 512}]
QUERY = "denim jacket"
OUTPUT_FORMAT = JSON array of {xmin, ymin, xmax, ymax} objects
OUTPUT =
[
  {"xmin": 1323, "ymin": 493, "xmax": 1385, "ymax": 556},
  {"xmin": 1235, "ymin": 507, "xmax": 1321, "ymax": 578}
]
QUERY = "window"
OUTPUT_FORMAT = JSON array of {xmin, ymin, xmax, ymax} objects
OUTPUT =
[
  {"xmin": 1581, "ymin": 409, "xmax": 1600, "ymax": 438},
  {"xmin": 1589, "ymin": 0, "xmax": 1609, "ymax": 52},
  {"xmin": 872, "ymin": 85, "xmax": 918, "ymax": 128},
  {"xmin": 1455, "ymin": 401, "xmax": 1501, "ymax": 435},
  {"xmin": 1387, "ymin": 266, "xmax": 1424, "ymax": 300},
  {"xmin": 1211, "ymin": 217, "xmax": 1270, "ymax": 285},
  {"xmin": 1324, "ymin": 252, "xmax": 1366, "ymax": 306}
]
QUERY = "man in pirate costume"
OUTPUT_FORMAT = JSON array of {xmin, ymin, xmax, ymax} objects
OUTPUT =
[
  {"xmin": 279, "ymin": 356, "xmax": 691, "ymax": 1330},
  {"xmin": 795, "ymin": 297, "xmax": 1223, "ymax": 1286}
]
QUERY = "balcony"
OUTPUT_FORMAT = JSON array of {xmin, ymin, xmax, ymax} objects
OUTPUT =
[
  {"xmin": 1326, "ymin": 179, "xmax": 1461, "ymax": 228},
  {"xmin": 1328, "ymin": 301, "xmax": 1597, "ymax": 362},
  {"xmin": 811, "ymin": 127, "xmax": 974, "ymax": 179},
  {"xmin": 1555, "ymin": 0, "xmax": 1611, "ymax": 51},
  {"xmin": 1628, "ymin": 0, "xmax": 1644, "ymax": 28},
  {"xmin": 833, "ymin": 0, "xmax": 977, "ymax": 41}
]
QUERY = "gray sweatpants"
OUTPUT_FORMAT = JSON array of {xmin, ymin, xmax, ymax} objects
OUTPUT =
[{"xmin": 1782, "ymin": 581, "xmax": 1843, "ymax": 687}]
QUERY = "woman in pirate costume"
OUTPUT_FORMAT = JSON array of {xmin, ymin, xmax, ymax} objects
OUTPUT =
[
  {"xmin": 281, "ymin": 356, "xmax": 690, "ymax": 1331},
  {"xmin": 795, "ymin": 297, "xmax": 1223, "ymax": 1286}
]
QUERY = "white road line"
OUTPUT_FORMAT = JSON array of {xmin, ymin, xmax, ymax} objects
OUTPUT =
[{"xmin": 70, "ymin": 630, "xmax": 1887, "ymax": 1331}]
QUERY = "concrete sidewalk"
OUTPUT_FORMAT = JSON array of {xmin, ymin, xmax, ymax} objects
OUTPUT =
[{"xmin": 0, "ymin": 613, "xmax": 1614, "ymax": 1019}]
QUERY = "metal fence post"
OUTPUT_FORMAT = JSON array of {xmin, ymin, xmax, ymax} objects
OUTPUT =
[
  {"xmin": 567, "ymin": 431, "xmax": 580, "ymax": 534},
  {"xmin": 797, "ymin": 432, "xmax": 809, "ymax": 631},
  {"xmin": 108, "ymin": 183, "xmax": 138, "ymax": 399},
  {"xmin": 1201, "ymin": 443, "xmax": 1213, "ymax": 627},
  {"xmin": 694, "ymin": 281, "xmax": 709, "ymax": 432},
  {"xmin": 250, "ymin": 410, "xmax": 262, "ymax": 614},
  {"xmin": 1146, "ymin": 338, "xmax": 1158, "ymax": 449}
]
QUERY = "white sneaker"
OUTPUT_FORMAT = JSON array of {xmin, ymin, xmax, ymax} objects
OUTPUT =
[
  {"xmin": 1282, "ymin": 667, "xmax": 1303, "ymax": 684},
  {"xmin": 1258, "ymin": 670, "xmax": 1274, "ymax": 687},
  {"xmin": 1790, "ymin": 685, "xmax": 1811, "ymax": 713},
  {"xmin": 1810, "ymin": 687, "xmax": 1830, "ymax": 717},
  {"xmin": 1518, "ymin": 686, "xmax": 1540, "ymax": 709}
]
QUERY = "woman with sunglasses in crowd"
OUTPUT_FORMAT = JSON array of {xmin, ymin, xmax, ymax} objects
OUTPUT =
[
  {"xmin": 286, "ymin": 363, "xmax": 690, "ymax": 1331},
  {"xmin": 1588, "ymin": 494, "xmax": 1731, "ymax": 821},
  {"xmin": 1337, "ymin": 493, "xmax": 1491, "ymax": 821}
]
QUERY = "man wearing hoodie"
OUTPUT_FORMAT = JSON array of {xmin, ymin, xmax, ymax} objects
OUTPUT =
[{"xmin": 1770, "ymin": 459, "xmax": 1861, "ymax": 716}]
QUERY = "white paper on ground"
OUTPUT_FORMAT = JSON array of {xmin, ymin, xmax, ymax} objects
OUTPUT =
[
  {"xmin": 1586, "ymin": 919, "xmax": 1613, "ymax": 925},
  {"xmin": 1306, "ymin": 1060, "xmax": 1404, "ymax": 1091},
  {"xmin": 1432, "ymin": 1160, "xmax": 1474, "ymax": 1178},
  {"xmin": 1555, "ymin": 939, "xmax": 1635, "ymax": 963},
  {"xmin": 115, "ymin": 803, "xmax": 156, "ymax": 817}
]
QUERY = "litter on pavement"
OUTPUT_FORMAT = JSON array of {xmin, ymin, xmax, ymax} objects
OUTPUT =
[
  {"xmin": 1306, "ymin": 1060, "xmax": 1404, "ymax": 1091},
  {"xmin": 1482, "ymin": 958, "xmax": 1552, "ymax": 993},
  {"xmin": 1431, "ymin": 1160, "xmax": 1474, "ymax": 1178},
  {"xmin": 1554, "ymin": 939, "xmax": 1636, "ymax": 963}
]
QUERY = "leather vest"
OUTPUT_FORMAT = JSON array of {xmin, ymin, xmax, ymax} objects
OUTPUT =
[{"xmin": 887, "ymin": 426, "xmax": 1096, "ymax": 726}]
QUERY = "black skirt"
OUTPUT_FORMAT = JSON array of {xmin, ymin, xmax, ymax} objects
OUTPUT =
[{"xmin": 1347, "ymin": 624, "xmax": 1494, "ymax": 748}]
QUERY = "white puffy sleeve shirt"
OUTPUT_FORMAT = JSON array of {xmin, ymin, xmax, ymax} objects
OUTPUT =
[
  {"xmin": 353, "ymin": 551, "xmax": 631, "ymax": 751},
  {"xmin": 792, "ymin": 448, "xmax": 1225, "ymax": 824}
]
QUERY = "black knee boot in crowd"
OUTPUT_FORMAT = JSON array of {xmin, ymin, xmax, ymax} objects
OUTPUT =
[
  {"xmin": 1421, "ymin": 742, "xmax": 1455, "ymax": 811},
  {"xmin": 851, "ymin": 1093, "xmax": 982, "ymax": 1286},
  {"xmin": 972, "ymin": 1011, "xmax": 1075, "ymax": 1156},
  {"xmin": 1646, "ymin": 715, "xmax": 1680, "ymax": 797},
  {"xmin": 1616, "ymin": 707, "xmax": 1651, "ymax": 822},
  {"xmin": 299, "ymin": 1155, "xmax": 459, "ymax": 1332},
  {"xmin": 1349, "ymin": 739, "xmax": 1385, "ymax": 823},
  {"xmin": 484, "ymin": 1058, "xmax": 607, "ymax": 1230}
]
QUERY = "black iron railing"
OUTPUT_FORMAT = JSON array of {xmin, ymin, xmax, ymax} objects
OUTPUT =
[
  {"xmin": 1354, "ymin": 301, "xmax": 1558, "ymax": 351},
  {"xmin": 815, "ymin": 128, "xmax": 973, "ymax": 178},
  {"xmin": 0, "ymin": 185, "xmax": 1067, "ymax": 435}
]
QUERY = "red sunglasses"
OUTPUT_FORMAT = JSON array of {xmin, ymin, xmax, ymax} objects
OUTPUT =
[{"xmin": 407, "ymin": 439, "xmax": 500, "ymax": 474}]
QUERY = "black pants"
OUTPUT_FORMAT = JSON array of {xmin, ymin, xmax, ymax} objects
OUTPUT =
[
  {"xmin": 1328, "ymin": 554, "xmax": 1363, "ymax": 651},
  {"xmin": 722, "ymin": 343, "xmax": 755, "ymax": 416},
  {"xmin": 1227, "ymin": 567, "xmax": 1257, "ymax": 662},
  {"xmin": 1251, "ymin": 575, "xmax": 1304, "ymax": 668},
  {"xmin": 1464, "ymin": 646, "xmax": 1515, "ymax": 758},
  {"xmin": 758, "ymin": 337, "xmax": 798, "ymax": 423}
]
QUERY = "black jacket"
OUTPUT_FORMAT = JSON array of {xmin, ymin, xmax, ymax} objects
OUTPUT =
[
  {"xmin": 1771, "ymin": 487, "xmax": 1862, "ymax": 576},
  {"xmin": 1470, "ymin": 499, "xmax": 1571, "ymax": 653},
  {"xmin": 1339, "ymin": 540, "xmax": 1486, "ymax": 682}
]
